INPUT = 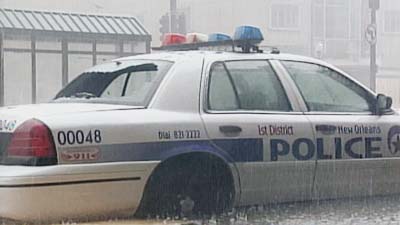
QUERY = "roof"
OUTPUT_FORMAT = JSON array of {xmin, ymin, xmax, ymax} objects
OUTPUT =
[
  {"xmin": 0, "ymin": 8, "xmax": 150, "ymax": 39},
  {"xmin": 119, "ymin": 50, "xmax": 321, "ymax": 64}
]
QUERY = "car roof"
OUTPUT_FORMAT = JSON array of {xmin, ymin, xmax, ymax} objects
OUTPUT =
[
  {"xmin": 83, "ymin": 50, "xmax": 327, "ymax": 74},
  {"xmin": 116, "ymin": 50, "xmax": 331, "ymax": 67}
]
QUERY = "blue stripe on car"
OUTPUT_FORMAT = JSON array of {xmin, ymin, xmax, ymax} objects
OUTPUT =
[{"xmin": 75, "ymin": 138, "xmax": 263, "ymax": 163}]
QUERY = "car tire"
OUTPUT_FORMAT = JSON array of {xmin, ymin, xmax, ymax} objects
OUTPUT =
[{"xmin": 136, "ymin": 153, "xmax": 234, "ymax": 218}]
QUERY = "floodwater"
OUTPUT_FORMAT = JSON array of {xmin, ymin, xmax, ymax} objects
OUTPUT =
[
  {"xmin": 3, "ymin": 195, "xmax": 400, "ymax": 225},
  {"xmin": 73, "ymin": 194, "xmax": 400, "ymax": 225}
]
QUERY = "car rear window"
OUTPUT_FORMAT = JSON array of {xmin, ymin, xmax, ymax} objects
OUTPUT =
[{"xmin": 53, "ymin": 60, "xmax": 173, "ymax": 106}]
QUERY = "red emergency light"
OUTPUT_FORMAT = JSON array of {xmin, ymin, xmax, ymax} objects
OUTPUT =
[{"xmin": 162, "ymin": 33, "xmax": 186, "ymax": 46}]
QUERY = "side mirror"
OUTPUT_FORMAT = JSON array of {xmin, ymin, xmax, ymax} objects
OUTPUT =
[{"xmin": 376, "ymin": 94, "xmax": 393, "ymax": 115}]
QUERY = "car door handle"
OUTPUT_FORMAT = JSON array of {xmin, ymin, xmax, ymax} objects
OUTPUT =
[
  {"xmin": 315, "ymin": 124, "xmax": 337, "ymax": 135},
  {"xmin": 219, "ymin": 125, "xmax": 242, "ymax": 134}
]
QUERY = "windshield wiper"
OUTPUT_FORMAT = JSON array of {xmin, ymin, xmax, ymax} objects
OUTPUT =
[{"xmin": 71, "ymin": 92, "xmax": 97, "ymax": 99}]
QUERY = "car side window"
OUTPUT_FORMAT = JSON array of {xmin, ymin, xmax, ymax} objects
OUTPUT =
[
  {"xmin": 208, "ymin": 63, "xmax": 239, "ymax": 110},
  {"xmin": 208, "ymin": 60, "xmax": 291, "ymax": 112},
  {"xmin": 282, "ymin": 61, "xmax": 372, "ymax": 112},
  {"xmin": 124, "ymin": 71, "xmax": 158, "ymax": 102}
]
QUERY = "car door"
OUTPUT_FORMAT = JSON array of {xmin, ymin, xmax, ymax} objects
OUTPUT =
[
  {"xmin": 280, "ymin": 60, "xmax": 400, "ymax": 200},
  {"xmin": 200, "ymin": 59, "xmax": 316, "ymax": 206}
]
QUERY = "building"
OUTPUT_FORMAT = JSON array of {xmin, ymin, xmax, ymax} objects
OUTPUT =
[{"xmin": 376, "ymin": 0, "xmax": 400, "ymax": 107}]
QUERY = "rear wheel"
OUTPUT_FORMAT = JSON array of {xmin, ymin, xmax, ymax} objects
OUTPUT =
[{"xmin": 136, "ymin": 153, "xmax": 235, "ymax": 218}]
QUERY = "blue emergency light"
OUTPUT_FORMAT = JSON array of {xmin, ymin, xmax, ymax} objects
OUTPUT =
[
  {"xmin": 233, "ymin": 26, "xmax": 264, "ymax": 42},
  {"xmin": 208, "ymin": 33, "xmax": 232, "ymax": 42},
  {"xmin": 233, "ymin": 26, "xmax": 264, "ymax": 53}
]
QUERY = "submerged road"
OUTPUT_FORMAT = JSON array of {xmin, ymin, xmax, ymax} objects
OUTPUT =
[{"xmin": 3, "ymin": 195, "xmax": 400, "ymax": 224}]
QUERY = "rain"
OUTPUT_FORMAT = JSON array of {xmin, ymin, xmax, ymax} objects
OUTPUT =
[{"xmin": 0, "ymin": 0, "xmax": 400, "ymax": 224}]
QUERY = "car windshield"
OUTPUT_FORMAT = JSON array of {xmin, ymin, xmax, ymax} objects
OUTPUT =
[{"xmin": 53, "ymin": 60, "xmax": 173, "ymax": 106}]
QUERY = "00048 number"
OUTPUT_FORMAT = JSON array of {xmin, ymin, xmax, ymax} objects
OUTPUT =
[{"xmin": 57, "ymin": 130, "xmax": 102, "ymax": 145}]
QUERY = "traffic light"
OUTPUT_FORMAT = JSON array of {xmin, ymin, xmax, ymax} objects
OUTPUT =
[
  {"xmin": 177, "ymin": 13, "xmax": 186, "ymax": 34},
  {"xmin": 159, "ymin": 13, "xmax": 170, "ymax": 39},
  {"xmin": 369, "ymin": 0, "xmax": 380, "ymax": 10}
]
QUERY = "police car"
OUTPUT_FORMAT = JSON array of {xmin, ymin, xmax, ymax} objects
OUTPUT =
[{"xmin": 0, "ymin": 26, "xmax": 398, "ymax": 222}]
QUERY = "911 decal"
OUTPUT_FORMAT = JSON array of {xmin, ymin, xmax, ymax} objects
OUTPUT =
[
  {"xmin": 61, "ymin": 147, "xmax": 100, "ymax": 162},
  {"xmin": 57, "ymin": 130, "xmax": 102, "ymax": 146}
]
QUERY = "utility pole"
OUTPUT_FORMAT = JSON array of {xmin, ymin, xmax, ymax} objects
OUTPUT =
[
  {"xmin": 310, "ymin": 0, "xmax": 314, "ymax": 57},
  {"xmin": 0, "ymin": 32, "xmax": 4, "ymax": 106},
  {"xmin": 368, "ymin": 0, "xmax": 379, "ymax": 91},
  {"xmin": 170, "ymin": 0, "xmax": 177, "ymax": 33}
]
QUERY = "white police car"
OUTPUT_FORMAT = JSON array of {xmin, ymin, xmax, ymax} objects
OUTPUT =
[{"xmin": 0, "ymin": 26, "xmax": 398, "ymax": 222}]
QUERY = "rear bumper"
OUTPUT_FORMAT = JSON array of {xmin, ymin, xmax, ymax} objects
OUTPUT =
[{"xmin": 0, "ymin": 161, "xmax": 159, "ymax": 222}]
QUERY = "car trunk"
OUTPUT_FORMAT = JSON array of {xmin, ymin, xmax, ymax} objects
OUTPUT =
[{"xmin": 0, "ymin": 103, "xmax": 141, "ymax": 166}]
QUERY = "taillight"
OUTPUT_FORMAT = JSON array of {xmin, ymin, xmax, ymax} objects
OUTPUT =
[{"xmin": 6, "ymin": 119, "xmax": 57, "ymax": 166}]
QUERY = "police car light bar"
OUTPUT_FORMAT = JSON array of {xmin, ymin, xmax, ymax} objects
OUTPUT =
[
  {"xmin": 162, "ymin": 33, "xmax": 186, "ymax": 46},
  {"xmin": 186, "ymin": 33, "xmax": 209, "ymax": 43},
  {"xmin": 209, "ymin": 33, "xmax": 232, "ymax": 41},
  {"xmin": 154, "ymin": 26, "xmax": 280, "ymax": 54},
  {"xmin": 153, "ymin": 39, "xmax": 236, "ymax": 51}
]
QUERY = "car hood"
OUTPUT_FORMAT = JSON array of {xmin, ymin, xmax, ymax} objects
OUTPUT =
[{"xmin": 0, "ymin": 103, "xmax": 140, "ymax": 132}]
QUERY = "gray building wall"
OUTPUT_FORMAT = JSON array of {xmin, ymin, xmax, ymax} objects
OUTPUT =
[
  {"xmin": 379, "ymin": 0, "xmax": 400, "ymax": 70},
  {"xmin": 376, "ymin": 0, "xmax": 400, "ymax": 108}
]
